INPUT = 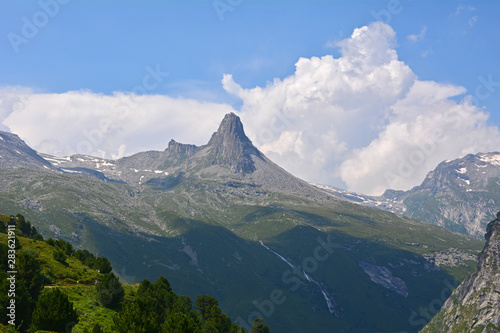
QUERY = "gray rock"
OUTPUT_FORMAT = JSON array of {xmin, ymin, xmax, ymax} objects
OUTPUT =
[
  {"xmin": 167, "ymin": 139, "xmax": 199, "ymax": 156},
  {"xmin": 421, "ymin": 214, "xmax": 500, "ymax": 332},
  {"xmin": 206, "ymin": 112, "xmax": 261, "ymax": 173},
  {"xmin": 423, "ymin": 248, "xmax": 478, "ymax": 267},
  {"xmin": 359, "ymin": 261, "xmax": 408, "ymax": 297}
]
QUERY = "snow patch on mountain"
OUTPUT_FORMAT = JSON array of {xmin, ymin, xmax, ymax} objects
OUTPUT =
[{"xmin": 479, "ymin": 153, "xmax": 500, "ymax": 166}]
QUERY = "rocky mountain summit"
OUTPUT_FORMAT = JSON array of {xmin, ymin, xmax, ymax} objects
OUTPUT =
[
  {"xmin": 421, "ymin": 213, "xmax": 500, "ymax": 332},
  {"xmin": 317, "ymin": 152, "xmax": 500, "ymax": 239},
  {"xmin": 206, "ymin": 112, "xmax": 261, "ymax": 173},
  {"xmin": 167, "ymin": 139, "xmax": 198, "ymax": 156}
]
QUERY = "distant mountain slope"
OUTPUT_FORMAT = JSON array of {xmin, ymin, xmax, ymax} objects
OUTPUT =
[
  {"xmin": 0, "ymin": 131, "xmax": 54, "ymax": 171},
  {"xmin": 421, "ymin": 213, "xmax": 500, "ymax": 332},
  {"xmin": 316, "ymin": 152, "xmax": 500, "ymax": 239},
  {"xmin": 0, "ymin": 113, "xmax": 485, "ymax": 332}
]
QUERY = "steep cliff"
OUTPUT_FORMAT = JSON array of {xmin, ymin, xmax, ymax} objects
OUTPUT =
[{"xmin": 421, "ymin": 213, "xmax": 500, "ymax": 332}]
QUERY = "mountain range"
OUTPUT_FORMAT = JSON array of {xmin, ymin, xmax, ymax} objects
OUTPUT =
[
  {"xmin": 0, "ymin": 113, "xmax": 486, "ymax": 332},
  {"xmin": 317, "ymin": 151, "xmax": 500, "ymax": 240}
]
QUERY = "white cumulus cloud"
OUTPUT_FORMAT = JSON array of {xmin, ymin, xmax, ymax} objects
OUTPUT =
[
  {"xmin": 407, "ymin": 26, "xmax": 427, "ymax": 42},
  {"xmin": 0, "ymin": 90, "xmax": 233, "ymax": 159},
  {"xmin": 223, "ymin": 22, "xmax": 416, "ymax": 189},
  {"xmin": 223, "ymin": 22, "xmax": 500, "ymax": 195},
  {"xmin": 340, "ymin": 81, "xmax": 500, "ymax": 195}
]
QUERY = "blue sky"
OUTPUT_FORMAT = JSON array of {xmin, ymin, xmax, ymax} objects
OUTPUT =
[
  {"xmin": 2, "ymin": 1, "xmax": 499, "ymax": 110},
  {"xmin": 1, "ymin": 0, "xmax": 499, "ymax": 195}
]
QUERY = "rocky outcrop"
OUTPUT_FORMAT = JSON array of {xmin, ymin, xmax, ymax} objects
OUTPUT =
[
  {"xmin": 421, "ymin": 213, "xmax": 500, "ymax": 332},
  {"xmin": 422, "ymin": 248, "xmax": 479, "ymax": 267},
  {"xmin": 167, "ymin": 139, "xmax": 199, "ymax": 156},
  {"xmin": 359, "ymin": 261, "xmax": 408, "ymax": 297}
]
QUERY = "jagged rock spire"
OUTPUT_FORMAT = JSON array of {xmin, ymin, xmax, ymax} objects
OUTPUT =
[
  {"xmin": 209, "ymin": 112, "xmax": 252, "ymax": 147},
  {"xmin": 207, "ymin": 113, "xmax": 260, "ymax": 173}
]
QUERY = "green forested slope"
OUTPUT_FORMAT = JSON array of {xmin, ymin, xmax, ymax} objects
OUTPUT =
[{"xmin": 0, "ymin": 214, "xmax": 266, "ymax": 333}]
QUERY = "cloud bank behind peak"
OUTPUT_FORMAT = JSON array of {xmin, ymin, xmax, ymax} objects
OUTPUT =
[{"xmin": 2, "ymin": 22, "xmax": 499, "ymax": 195}]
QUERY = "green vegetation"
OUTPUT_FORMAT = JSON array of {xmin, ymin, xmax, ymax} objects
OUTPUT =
[
  {"xmin": 96, "ymin": 273, "xmax": 124, "ymax": 309},
  {"xmin": 0, "ymin": 214, "xmax": 267, "ymax": 332},
  {"xmin": 31, "ymin": 287, "xmax": 79, "ymax": 332},
  {"xmin": 113, "ymin": 279, "xmax": 245, "ymax": 332},
  {"xmin": 53, "ymin": 249, "xmax": 68, "ymax": 264},
  {"xmin": 0, "ymin": 165, "xmax": 484, "ymax": 332},
  {"xmin": 250, "ymin": 318, "xmax": 269, "ymax": 333}
]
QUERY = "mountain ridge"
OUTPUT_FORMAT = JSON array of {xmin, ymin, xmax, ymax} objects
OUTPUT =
[
  {"xmin": 316, "ymin": 151, "xmax": 500, "ymax": 239},
  {"xmin": 0, "ymin": 131, "xmax": 54, "ymax": 171},
  {"xmin": 23, "ymin": 113, "xmax": 339, "ymax": 203}
]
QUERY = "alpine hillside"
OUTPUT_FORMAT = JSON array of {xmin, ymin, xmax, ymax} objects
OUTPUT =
[{"xmin": 0, "ymin": 114, "xmax": 484, "ymax": 332}]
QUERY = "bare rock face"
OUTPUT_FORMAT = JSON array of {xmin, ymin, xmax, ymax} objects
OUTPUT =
[
  {"xmin": 206, "ymin": 112, "xmax": 261, "ymax": 173},
  {"xmin": 167, "ymin": 139, "xmax": 199, "ymax": 156},
  {"xmin": 387, "ymin": 153, "xmax": 500, "ymax": 239},
  {"xmin": 421, "ymin": 213, "xmax": 500, "ymax": 332}
]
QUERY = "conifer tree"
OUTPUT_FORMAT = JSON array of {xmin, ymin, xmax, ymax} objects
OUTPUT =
[
  {"xmin": 112, "ymin": 295, "xmax": 162, "ymax": 332},
  {"xmin": 251, "ymin": 318, "xmax": 270, "ymax": 333},
  {"xmin": 31, "ymin": 288, "xmax": 78, "ymax": 332},
  {"xmin": 94, "ymin": 256, "xmax": 112, "ymax": 274},
  {"xmin": 162, "ymin": 312, "xmax": 200, "ymax": 333},
  {"xmin": 17, "ymin": 249, "xmax": 44, "ymax": 310},
  {"xmin": 96, "ymin": 272, "xmax": 124, "ymax": 309}
]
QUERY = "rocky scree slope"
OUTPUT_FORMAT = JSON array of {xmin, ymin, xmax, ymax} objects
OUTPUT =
[{"xmin": 421, "ymin": 213, "xmax": 500, "ymax": 332}]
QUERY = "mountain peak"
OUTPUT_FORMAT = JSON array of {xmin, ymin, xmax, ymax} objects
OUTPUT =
[
  {"xmin": 211, "ymin": 112, "xmax": 250, "ymax": 145},
  {"xmin": 207, "ymin": 113, "xmax": 260, "ymax": 173}
]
